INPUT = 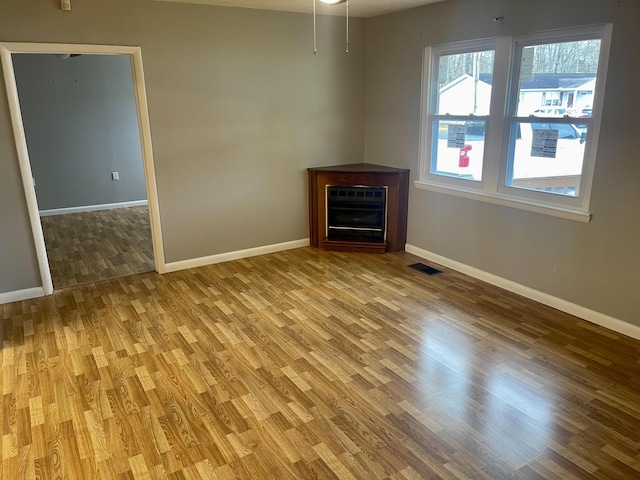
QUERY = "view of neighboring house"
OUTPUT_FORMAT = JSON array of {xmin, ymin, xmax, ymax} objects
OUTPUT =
[
  {"xmin": 438, "ymin": 73, "xmax": 492, "ymax": 115},
  {"xmin": 440, "ymin": 72, "xmax": 596, "ymax": 117},
  {"xmin": 517, "ymin": 73, "xmax": 596, "ymax": 116}
]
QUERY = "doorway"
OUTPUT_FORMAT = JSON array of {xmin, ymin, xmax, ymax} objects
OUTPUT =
[{"xmin": 0, "ymin": 43, "xmax": 165, "ymax": 294}]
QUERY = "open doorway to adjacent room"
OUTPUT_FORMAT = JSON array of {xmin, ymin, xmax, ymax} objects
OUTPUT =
[{"xmin": 0, "ymin": 44, "xmax": 165, "ymax": 293}]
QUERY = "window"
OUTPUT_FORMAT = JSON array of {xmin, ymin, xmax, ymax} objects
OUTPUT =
[
  {"xmin": 418, "ymin": 25, "xmax": 612, "ymax": 222},
  {"xmin": 424, "ymin": 41, "xmax": 496, "ymax": 182}
]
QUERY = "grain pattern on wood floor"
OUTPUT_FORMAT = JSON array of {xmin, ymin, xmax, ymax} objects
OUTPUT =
[
  {"xmin": 1, "ymin": 247, "xmax": 640, "ymax": 479},
  {"xmin": 40, "ymin": 206, "xmax": 154, "ymax": 288}
]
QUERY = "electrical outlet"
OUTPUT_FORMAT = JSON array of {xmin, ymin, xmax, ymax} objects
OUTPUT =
[{"xmin": 111, "ymin": 172, "xmax": 119, "ymax": 181}]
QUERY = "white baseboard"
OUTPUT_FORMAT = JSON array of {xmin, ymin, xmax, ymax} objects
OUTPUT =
[
  {"xmin": 0, "ymin": 286, "xmax": 46, "ymax": 305},
  {"xmin": 39, "ymin": 200, "xmax": 148, "ymax": 217},
  {"xmin": 405, "ymin": 244, "xmax": 640, "ymax": 341},
  {"xmin": 165, "ymin": 239, "xmax": 310, "ymax": 273}
]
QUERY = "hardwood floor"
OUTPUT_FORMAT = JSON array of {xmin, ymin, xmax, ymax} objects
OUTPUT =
[
  {"xmin": 40, "ymin": 206, "xmax": 154, "ymax": 289},
  {"xmin": 1, "ymin": 247, "xmax": 639, "ymax": 479}
]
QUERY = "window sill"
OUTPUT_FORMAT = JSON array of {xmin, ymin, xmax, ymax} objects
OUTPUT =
[{"xmin": 414, "ymin": 180, "xmax": 592, "ymax": 223}]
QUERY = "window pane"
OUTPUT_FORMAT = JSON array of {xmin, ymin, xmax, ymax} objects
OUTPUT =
[
  {"xmin": 507, "ymin": 121, "xmax": 587, "ymax": 196},
  {"xmin": 436, "ymin": 50, "xmax": 494, "ymax": 115},
  {"xmin": 431, "ymin": 120, "xmax": 486, "ymax": 181},
  {"xmin": 516, "ymin": 39, "xmax": 601, "ymax": 117}
]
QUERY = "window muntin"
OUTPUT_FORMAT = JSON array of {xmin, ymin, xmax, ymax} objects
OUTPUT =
[{"xmin": 418, "ymin": 25, "xmax": 610, "ymax": 219}]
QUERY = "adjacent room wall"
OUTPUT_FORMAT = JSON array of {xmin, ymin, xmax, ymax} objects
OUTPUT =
[
  {"xmin": 364, "ymin": 0, "xmax": 640, "ymax": 326},
  {"xmin": 0, "ymin": 0, "xmax": 365, "ymax": 295},
  {"xmin": 12, "ymin": 54, "xmax": 147, "ymax": 211}
]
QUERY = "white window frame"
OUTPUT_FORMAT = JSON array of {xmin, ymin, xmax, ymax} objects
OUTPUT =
[
  {"xmin": 417, "ymin": 24, "xmax": 613, "ymax": 223},
  {"xmin": 419, "ymin": 38, "xmax": 496, "ymax": 190}
]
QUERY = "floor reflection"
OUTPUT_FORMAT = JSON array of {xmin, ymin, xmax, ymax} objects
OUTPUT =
[{"xmin": 416, "ymin": 321, "xmax": 555, "ymax": 468}]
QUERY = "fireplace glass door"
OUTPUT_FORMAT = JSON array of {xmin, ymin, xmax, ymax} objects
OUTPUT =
[{"xmin": 326, "ymin": 186, "xmax": 387, "ymax": 242}]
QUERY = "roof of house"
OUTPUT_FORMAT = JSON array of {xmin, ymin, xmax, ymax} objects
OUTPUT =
[
  {"xmin": 478, "ymin": 72, "xmax": 595, "ymax": 90},
  {"xmin": 520, "ymin": 73, "xmax": 596, "ymax": 89},
  {"xmin": 440, "ymin": 74, "xmax": 492, "ymax": 93}
]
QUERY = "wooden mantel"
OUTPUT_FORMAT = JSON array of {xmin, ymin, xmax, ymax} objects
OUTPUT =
[{"xmin": 308, "ymin": 163, "xmax": 410, "ymax": 253}]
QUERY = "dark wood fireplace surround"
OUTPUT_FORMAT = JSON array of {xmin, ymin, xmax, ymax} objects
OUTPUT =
[{"xmin": 308, "ymin": 163, "xmax": 410, "ymax": 253}]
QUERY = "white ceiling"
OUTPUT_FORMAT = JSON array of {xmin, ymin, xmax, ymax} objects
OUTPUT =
[{"xmin": 152, "ymin": 0, "xmax": 449, "ymax": 18}]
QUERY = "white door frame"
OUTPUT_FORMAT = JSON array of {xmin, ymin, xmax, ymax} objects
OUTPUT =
[{"xmin": 0, "ymin": 42, "xmax": 166, "ymax": 295}]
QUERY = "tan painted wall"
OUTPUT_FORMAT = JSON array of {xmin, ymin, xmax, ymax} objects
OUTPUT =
[
  {"xmin": 364, "ymin": 0, "xmax": 640, "ymax": 325},
  {"xmin": 0, "ymin": 0, "xmax": 365, "ymax": 293}
]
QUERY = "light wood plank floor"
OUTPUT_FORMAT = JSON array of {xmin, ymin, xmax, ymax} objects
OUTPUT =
[
  {"xmin": 40, "ymin": 206, "xmax": 154, "ymax": 289},
  {"xmin": 1, "ymin": 247, "xmax": 639, "ymax": 479}
]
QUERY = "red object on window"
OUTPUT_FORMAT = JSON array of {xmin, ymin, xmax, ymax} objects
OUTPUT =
[{"xmin": 459, "ymin": 144, "xmax": 472, "ymax": 168}]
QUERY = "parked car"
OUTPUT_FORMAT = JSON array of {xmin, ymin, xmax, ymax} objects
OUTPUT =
[
  {"xmin": 511, "ymin": 122, "xmax": 587, "ymax": 183},
  {"xmin": 534, "ymin": 122, "xmax": 584, "ymax": 141},
  {"xmin": 464, "ymin": 120, "xmax": 486, "ymax": 136},
  {"xmin": 566, "ymin": 107, "xmax": 592, "ymax": 118},
  {"xmin": 532, "ymin": 107, "xmax": 567, "ymax": 117},
  {"xmin": 517, "ymin": 122, "xmax": 586, "ymax": 142}
]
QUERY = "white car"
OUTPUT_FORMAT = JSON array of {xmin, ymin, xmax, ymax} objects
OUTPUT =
[
  {"xmin": 510, "ymin": 122, "xmax": 587, "ymax": 195},
  {"xmin": 532, "ymin": 107, "xmax": 568, "ymax": 117}
]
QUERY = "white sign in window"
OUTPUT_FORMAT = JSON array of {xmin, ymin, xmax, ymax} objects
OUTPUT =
[
  {"xmin": 447, "ymin": 124, "xmax": 466, "ymax": 149},
  {"xmin": 531, "ymin": 128, "xmax": 558, "ymax": 158}
]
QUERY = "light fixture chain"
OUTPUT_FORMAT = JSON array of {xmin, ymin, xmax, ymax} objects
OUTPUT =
[
  {"xmin": 346, "ymin": 0, "xmax": 349, "ymax": 53},
  {"xmin": 313, "ymin": 0, "xmax": 317, "ymax": 55},
  {"xmin": 313, "ymin": 0, "xmax": 350, "ymax": 55}
]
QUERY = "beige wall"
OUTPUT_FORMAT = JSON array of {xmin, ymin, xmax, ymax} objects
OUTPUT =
[
  {"xmin": 364, "ymin": 0, "xmax": 640, "ymax": 325},
  {"xmin": 0, "ymin": 0, "xmax": 365, "ymax": 292}
]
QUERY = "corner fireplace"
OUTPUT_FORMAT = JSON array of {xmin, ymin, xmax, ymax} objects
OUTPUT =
[
  {"xmin": 308, "ymin": 163, "xmax": 409, "ymax": 253},
  {"xmin": 326, "ymin": 186, "xmax": 387, "ymax": 242}
]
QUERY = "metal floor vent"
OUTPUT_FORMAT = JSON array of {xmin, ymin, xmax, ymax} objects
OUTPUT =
[{"xmin": 409, "ymin": 263, "xmax": 443, "ymax": 276}]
